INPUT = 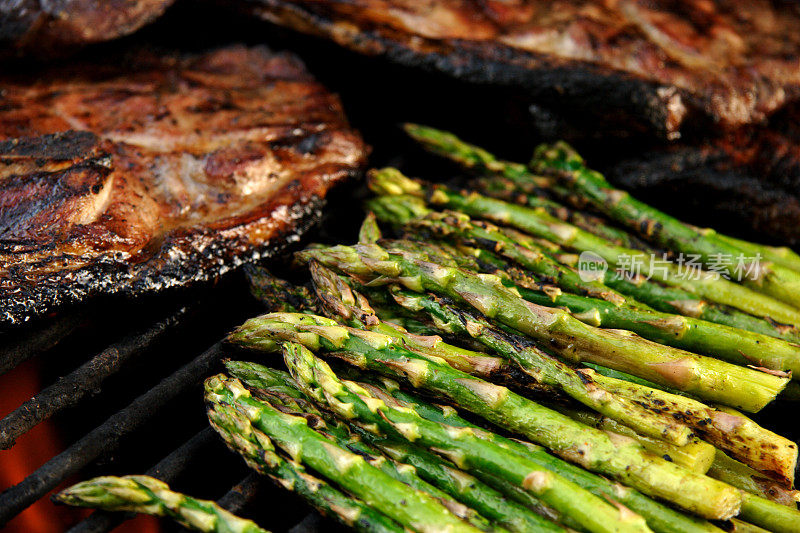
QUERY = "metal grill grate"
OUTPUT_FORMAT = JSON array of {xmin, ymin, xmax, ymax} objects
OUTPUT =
[{"xmin": 0, "ymin": 283, "xmax": 337, "ymax": 533}]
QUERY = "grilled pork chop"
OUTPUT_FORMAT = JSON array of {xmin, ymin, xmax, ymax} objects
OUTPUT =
[
  {"xmin": 0, "ymin": 45, "xmax": 366, "ymax": 325},
  {"xmin": 242, "ymin": 0, "xmax": 800, "ymax": 137},
  {"xmin": 0, "ymin": 0, "xmax": 174, "ymax": 57}
]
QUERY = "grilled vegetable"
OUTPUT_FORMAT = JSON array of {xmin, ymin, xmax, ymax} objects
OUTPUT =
[{"xmin": 55, "ymin": 475, "xmax": 269, "ymax": 533}]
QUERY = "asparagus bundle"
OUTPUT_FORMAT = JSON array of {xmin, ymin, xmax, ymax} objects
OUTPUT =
[
  {"xmin": 231, "ymin": 312, "xmax": 745, "ymax": 520},
  {"xmin": 531, "ymin": 141, "xmax": 800, "ymax": 309},
  {"xmin": 55, "ymin": 475, "xmax": 270, "ymax": 533},
  {"xmin": 227, "ymin": 360, "xmax": 568, "ymax": 533},
  {"xmin": 369, "ymin": 195, "xmax": 800, "ymax": 378},
  {"xmin": 368, "ymin": 375, "xmax": 800, "ymax": 533},
  {"xmin": 308, "ymin": 259, "xmax": 692, "ymax": 444},
  {"xmin": 296, "ymin": 243, "xmax": 787, "ymax": 412},
  {"xmin": 404, "ymin": 122, "xmax": 800, "ymax": 303},
  {"xmin": 404, "ymin": 124, "xmax": 800, "ymax": 338},
  {"xmin": 368, "ymin": 167, "xmax": 800, "ymax": 327},
  {"xmin": 205, "ymin": 368, "xmax": 486, "ymax": 533},
  {"xmin": 277, "ymin": 339, "xmax": 655, "ymax": 533},
  {"xmin": 383, "ymin": 285, "xmax": 796, "ymax": 484}
]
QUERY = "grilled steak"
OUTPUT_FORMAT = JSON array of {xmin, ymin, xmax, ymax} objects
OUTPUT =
[
  {"xmin": 241, "ymin": 0, "xmax": 800, "ymax": 137},
  {"xmin": 0, "ymin": 45, "xmax": 366, "ymax": 325},
  {"xmin": 0, "ymin": 0, "xmax": 174, "ymax": 57}
]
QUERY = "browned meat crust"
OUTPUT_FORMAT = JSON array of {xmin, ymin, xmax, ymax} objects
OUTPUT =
[
  {"xmin": 0, "ymin": 45, "xmax": 367, "ymax": 325},
  {"xmin": 0, "ymin": 0, "xmax": 175, "ymax": 57},
  {"xmin": 242, "ymin": 0, "xmax": 800, "ymax": 137},
  {"xmin": 608, "ymin": 109, "xmax": 800, "ymax": 246}
]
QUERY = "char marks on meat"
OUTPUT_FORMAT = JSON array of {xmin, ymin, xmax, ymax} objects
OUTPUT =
[
  {"xmin": 243, "ymin": 0, "xmax": 800, "ymax": 136},
  {"xmin": 608, "ymin": 105, "xmax": 800, "ymax": 247},
  {"xmin": 0, "ymin": 45, "xmax": 367, "ymax": 325},
  {"xmin": 1, "ymin": 0, "xmax": 175, "ymax": 57}
]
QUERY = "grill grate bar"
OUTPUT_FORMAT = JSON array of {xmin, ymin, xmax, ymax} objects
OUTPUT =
[
  {"xmin": 0, "ymin": 305, "xmax": 193, "ymax": 450},
  {"xmin": 66, "ymin": 427, "xmax": 219, "ymax": 533},
  {"xmin": 0, "ymin": 341, "xmax": 226, "ymax": 527},
  {"xmin": 0, "ymin": 312, "xmax": 86, "ymax": 377},
  {"xmin": 217, "ymin": 473, "xmax": 264, "ymax": 513}
]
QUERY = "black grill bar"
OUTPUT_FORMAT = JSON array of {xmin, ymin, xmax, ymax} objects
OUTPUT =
[
  {"xmin": 0, "ymin": 341, "xmax": 226, "ymax": 527},
  {"xmin": 0, "ymin": 312, "xmax": 86, "ymax": 376},
  {"xmin": 66, "ymin": 427, "xmax": 219, "ymax": 533},
  {"xmin": 217, "ymin": 473, "xmax": 264, "ymax": 513},
  {"xmin": 0, "ymin": 306, "xmax": 193, "ymax": 450}
]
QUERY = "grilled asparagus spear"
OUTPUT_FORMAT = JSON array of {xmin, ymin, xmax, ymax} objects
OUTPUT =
[
  {"xmin": 368, "ymin": 167, "xmax": 800, "ymax": 326},
  {"xmin": 232, "ymin": 312, "xmax": 742, "ymax": 521},
  {"xmin": 278, "ymin": 339, "xmax": 654, "ymax": 533},
  {"xmin": 296, "ymin": 242, "xmax": 787, "ymax": 412},
  {"xmin": 55, "ymin": 475, "xmax": 270, "ymax": 533},
  {"xmin": 227, "ymin": 360, "xmax": 567, "ymax": 533},
  {"xmin": 205, "ymin": 370, "xmax": 484, "ymax": 533}
]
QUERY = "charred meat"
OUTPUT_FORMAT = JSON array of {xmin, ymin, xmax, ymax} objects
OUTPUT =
[
  {"xmin": 0, "ymin": 0, "xmax": 175, "ymax": 57},
  {"xmin": 609, "ymin": 110, "xmax": 800, "ymax": 247},
  {"xmin": 0, "ymin": 45, "xmax": 367, "ymax": 325},
  {"xmin": 242, "ymin": 0, "xmax": 800, "ymax": 137}
]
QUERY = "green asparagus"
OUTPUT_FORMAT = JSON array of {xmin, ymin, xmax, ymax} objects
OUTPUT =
[
  {"xmin": 532, "ymin": 141, "xmax": 800, "ymax": 308},
  {"xmin": 207, "ymin": 401, "xmax": 405, "ymax": 533},
  {"xmin": 228, "ymin": 360, "xmax": 567, "ymax": 533},
  {"xmin": 233, "ymin": 312, "xmax": 743, "ymax": 520},
  {"xmin": 310, "ymin": 258, "xmax": 691, "ymax": 443},
  {"xmin": 368, "ymin": 167, "xmax": 800, "ymax": 326},
  {"xmin": 56, "ymin": 475, "xmax": 269, "ymax": 533},
  {"xmin": 205, "ymin": 368, "xmax": 484, "ymax": 533},
  {"xmin": 297, "ymin": 242, "xmax": 787, "ymax": 411},
  {"xmin": 278, "ymin": 339, "xmax": 655, "ymax": 533}
]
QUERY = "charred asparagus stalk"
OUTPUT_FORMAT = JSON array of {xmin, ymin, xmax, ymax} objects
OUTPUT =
[
  {"xmin": 385, "ymin": 285, "xmax": 796, "ymax": 481},
  {"xmin": 707, "ymin": 450, "xmax": 800, "ymax": 506},
  {"xmin": 278, "ymin": 340, "xmax": 655, "ymax": 533},
  {"xmin": 205, "ymin": 370, "xmax": 485, "ymax": 533},
  {"xmin": 549, "ymin": 405, "xmax": 715, "ymax": 473},
  {"xmin": 227, "ymin": 360, "xmax": 567, "ymax": 533},
  {"xmin": 296, "ymin": 242, "xmax": 787, "ymax": 411},
  {"xmin": 532, "ymin": 141, "xmax": 800, "ymax": 308},
  {"xmin": 232, "ymin": 312, "xmax": 743, "ymax": 520},
  {"xmin": 55, "ymin": 475, "xmax": 270, "ymax": 533},
  {"xmin": 310, "ymin": 261, "xmax": 691, "ymax": 444},
  {"xmin": 368, "ymin": 167, "xmax": 800, "ymax": 327},
  {"xmin": 383, "ymin": 202, "xmax": 800, "ymax": 380}
]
